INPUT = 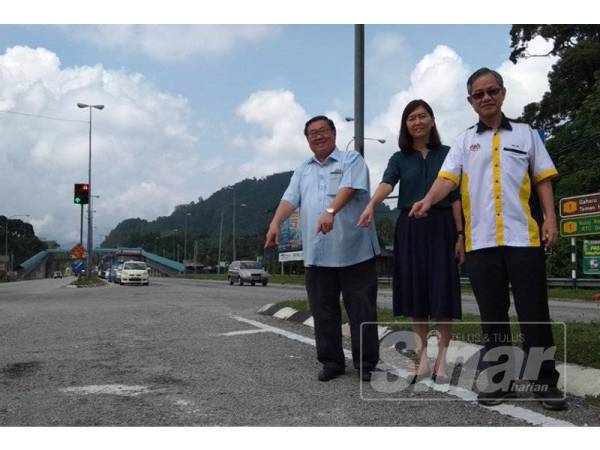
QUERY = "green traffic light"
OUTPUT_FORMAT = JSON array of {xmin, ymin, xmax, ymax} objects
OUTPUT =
[{"xmin": 75, "ymin": 197, "xmax": 81, "ymax": 204}]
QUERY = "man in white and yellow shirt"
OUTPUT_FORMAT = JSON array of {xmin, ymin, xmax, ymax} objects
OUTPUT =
[{"xmin": 410, "ymin": 68, "xmax": 566, "ymax": 411}]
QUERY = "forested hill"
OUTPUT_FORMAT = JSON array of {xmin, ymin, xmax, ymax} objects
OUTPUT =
[
  {"xmin": 101, "ymin": 171, "xmax": 295, "ymax": 248},
  {"xmin": 101, "ymin": 169, "xmax": 395, "ymax": 256}
]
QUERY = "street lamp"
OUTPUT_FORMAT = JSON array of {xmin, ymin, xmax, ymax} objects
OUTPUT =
[
  {"xmin": 4, "ymin": 214, "xmax": 30, "ymax": 271},
  {"xmin": 345, "ymin": 136, "xmax": 386, "ymax": 151},
  {"xmin": 171, "ymin": 229, "xmax": 179, "ymax": 260},
  {"xmin": 217, "ymin": 209, "xmax": 224, "ymax": 274},
  {"xmin": 224, "ymin": 186, "xmax": 239, "ymax": 261},
  {"xmin": 184, "ymin": 212, "xmax": 191, "ymax": 264},
  {"xmin": 77, "ymin": 102, "xmax": 104, "ymax": 277}
]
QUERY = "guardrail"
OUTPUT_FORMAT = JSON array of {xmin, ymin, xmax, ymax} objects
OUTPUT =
[{"xmin": 377, "ymin": 277, "xmax": 600, "ymax": 289}]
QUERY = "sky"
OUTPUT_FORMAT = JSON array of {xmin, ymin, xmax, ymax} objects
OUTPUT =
[{"xmin": 0, "ymin": 8, "xmax": 565, "ymax": 248}]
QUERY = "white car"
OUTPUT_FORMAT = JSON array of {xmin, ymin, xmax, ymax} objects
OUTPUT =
[{"xmin": 120, "ymin": 261, "xmax": 150, "ymax": 286}]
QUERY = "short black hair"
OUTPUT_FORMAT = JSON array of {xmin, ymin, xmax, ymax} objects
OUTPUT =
[
  {"xmin": 304, "ymin": 115, "xmax": 336, "ymax": 137},
  {"xmin": 398, "ymin": 99, "xmax": 441, "ymax": 152},
  {"xmin": 467, "ymin": 67, "xmax": 504, "ymax": 94}
]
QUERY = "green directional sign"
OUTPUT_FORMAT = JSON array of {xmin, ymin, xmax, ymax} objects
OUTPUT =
[
  {"xmin": 583, "ymin": 240, "xmax": 600, "ymax": 275},
  {"xmin": 560, "ymin": 214, "xmax": 600, "ymax": 238},
  {"xmin": 583, "ymin": 240, "xmax": 600, "ymax": 256},
  {"xmin": 583, "ymin": 257, "xmax": 600, "ymax": 275}
]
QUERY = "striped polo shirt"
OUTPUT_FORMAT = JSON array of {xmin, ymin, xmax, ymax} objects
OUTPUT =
[{"xmin": 438, "ymin": 116, "xmax": 558, "ymax": 252}]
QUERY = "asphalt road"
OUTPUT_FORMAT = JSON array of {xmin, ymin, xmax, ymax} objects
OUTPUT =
[{"xmin": 1, "ymin": 277, "xmax": 598, "ymax": 426}]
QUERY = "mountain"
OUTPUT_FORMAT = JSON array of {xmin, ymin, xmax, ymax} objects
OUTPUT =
[
  {"xmin": 102, "ymin": 171, "xmax": 295, "ymax": 249},
  {"xmin": 101, "ymin": 170, "xmax": 395, "ymax": 262}
]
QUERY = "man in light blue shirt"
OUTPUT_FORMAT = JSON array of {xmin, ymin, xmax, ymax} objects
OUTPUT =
[{"xmin": 265, "ymin": 115, "xmax": 380, "ymax": 382}]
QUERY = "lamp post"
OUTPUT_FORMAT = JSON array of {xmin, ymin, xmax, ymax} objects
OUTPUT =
[
  {"xmin": 184, "ymin": 212, "xmax": 191, "ymax": 264},
  {"xmin": 217, "ymin": 209, "xmax": 224, "ymax": 274},
  {"xmin": 171, "ymin": 229, "xmax": 179, "ymax": 260},
  {"xmin": 77, "ymin": 102, "xmax": 104, "ymax": 277},
  {"xmin": 224, "ymin": 186, "xmax": 247, "ymax": 263},
  {"xmin": 4, "ymin": 214, "xmax": 30, "ymax": 271},
  {"xmin": 231, "ymin": 188, "xmax": 237, "ymax": 261},
  {"xmin": 345, "ymin": 136, "xmax": 386, "ymax": 151},
  {"xmin": 355, "ymin": 25, "xmax": 365, "ymax": 157},
  {"xmin": 224, "ymin": 186, "xmax": 238, "ymax": 261}
]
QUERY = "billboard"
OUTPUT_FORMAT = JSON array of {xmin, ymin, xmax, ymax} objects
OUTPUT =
[{"xmin": 278, "ymin": 209, "xmax": 303, "ymax": 262}]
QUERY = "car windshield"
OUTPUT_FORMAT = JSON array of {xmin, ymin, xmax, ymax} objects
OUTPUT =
[
  {"xmin": 123, "ymin": 262, "xmax": 147, "ymax": 270},
  {"xmin": 240, "ymin": 262, "xmax": 263, "ymax": 269}
]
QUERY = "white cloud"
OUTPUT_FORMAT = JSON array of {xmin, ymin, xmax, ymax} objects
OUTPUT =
[
  {"xmin": 367, "ymin": 32, "xmax": 411, "ymax": 91},
  {"xmin": 235, "ymin": 89, "xmax": 309, "ymax": 175},
  {"xmin": 362, "ymin": 38, "xmax": 558, "ymax": 195},
  {"xmin": 0, "ymin": 36, "xmax": 558, "ymax": 248},
  {"xmin": 67, "ymin": 25, "xmax": 279, "ymax": 62},
  {"xmin": 0, "ymin": 46, "xmax": 203, "ymax": 246},
  {"xmin": 232, "ymin": 38, "xmax": 558, "ymax": 201}
]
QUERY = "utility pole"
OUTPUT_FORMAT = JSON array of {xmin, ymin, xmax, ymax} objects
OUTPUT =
[{"xmin": 354, "ymin": 24, "xmax": 365, "ymax": 157}]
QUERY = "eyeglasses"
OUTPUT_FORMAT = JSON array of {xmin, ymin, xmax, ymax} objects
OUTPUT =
[
  {"xmin": 307, "ymin": 127, "xmax": 332, "ymax": 139},
  {"xmin": 470, "ymin": 87, "xmax": 503, "ymax": 101}
]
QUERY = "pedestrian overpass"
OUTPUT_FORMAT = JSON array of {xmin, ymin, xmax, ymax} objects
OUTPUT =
[{"xmin": 15, "ymin": 247, "xmax": 186, "ymax": 280}]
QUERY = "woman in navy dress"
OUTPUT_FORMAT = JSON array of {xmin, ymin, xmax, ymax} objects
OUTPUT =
[{"xmin": 358, "ymin": 99, "xmax": 463, "ymax": 383}]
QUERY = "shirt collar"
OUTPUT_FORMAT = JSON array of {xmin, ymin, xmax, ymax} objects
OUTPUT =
[
  {"xmin": 309, "ymin": 146, "xmax": 340, "ymax": 165},
  {"xmin": 476, "ymin": 114, "xmax": 513, "ymax": 134}
]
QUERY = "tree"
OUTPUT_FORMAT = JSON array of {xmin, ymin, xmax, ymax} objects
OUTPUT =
[
  {"xmin": 1, "ymin": 217, "xmax": 47, "ymax": 267},
  {"xmin": 510, "ymin": 25, "xmax": 600, "ymax": 277}
]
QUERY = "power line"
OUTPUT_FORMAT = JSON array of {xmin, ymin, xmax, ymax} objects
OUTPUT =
[
  {"xmin": 0, "ymin": 109, "xmax": 88, "ymax": 124},
  {"xmin": 550, "ymin": 132, "xmax": 600, "ymax": 157}
]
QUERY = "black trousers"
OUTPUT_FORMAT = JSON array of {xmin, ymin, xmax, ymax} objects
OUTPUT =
[
  {"xmin": 466, "ymin": 246, "xmax": 560, "ymax": 388},
  {"xmin": 305, "ymin": 258, "xmax": 380, "ymax": 371}
]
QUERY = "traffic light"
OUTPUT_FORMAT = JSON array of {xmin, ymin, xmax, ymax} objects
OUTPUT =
[{"xmin": 74, "ymin": 183, "xmax": 90, "ymax": 205}]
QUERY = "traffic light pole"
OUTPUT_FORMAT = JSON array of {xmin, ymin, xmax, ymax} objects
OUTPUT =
[
  {"xmin": 80, "ymin": 204, "xmax": 83, "ymax": 246},
  {"xmin": 86, "ymin": 106, "xmax": 93, "ymax": 278},
  {"xmin": 77, "ymin": 102, "xmax": 104, "ymax": 278}
]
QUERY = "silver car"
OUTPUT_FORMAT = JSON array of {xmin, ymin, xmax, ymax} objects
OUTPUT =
[{"xmin": 227, "ymin": 260, "xmax": 269, "ymax": 286}]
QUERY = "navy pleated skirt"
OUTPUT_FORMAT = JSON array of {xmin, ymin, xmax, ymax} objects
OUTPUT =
[{"xmin": 392, "ymin": 207, "xmax": 462, "ymax": 319}]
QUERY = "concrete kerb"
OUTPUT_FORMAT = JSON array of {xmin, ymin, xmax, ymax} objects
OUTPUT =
[{"xmin": 259, "ymin": 304, "xmax": 600, "ymax": 398}]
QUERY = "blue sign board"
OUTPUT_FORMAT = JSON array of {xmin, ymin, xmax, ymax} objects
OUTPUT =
[{"xmin": 71, "ymin": 259, "xmax": 86, "ymax": 274}]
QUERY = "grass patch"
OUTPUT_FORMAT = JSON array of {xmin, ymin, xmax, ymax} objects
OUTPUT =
[
  {"xmin": 544, "ymin": 287, "xmax": 599, "ymax": 302},
  {"xmin": 270, "ymin": 299, "xmax": 600, "ymax": 369},
  {"xmin": 585, "ymin": 395, "xmax": 600, "ymax": 409},
  {"xmin": 193, "ymin": 274, "xmax": 598, "ymax": 301},
  {"xmin": 277, "ymin": 299, "xmax": 312, "ymax": 311},
  {"xmin": 460, "ymin": 284, "xmax": 598, "ymax": 302},
  {"xmin": 71, "ymin": 275, "xmax": 104, "ymax": 287}
]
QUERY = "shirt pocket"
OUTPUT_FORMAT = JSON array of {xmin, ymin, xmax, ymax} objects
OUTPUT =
[
  {"xmin": 327, "ymin": 170, "xmax": 342, "ymax": 196},
  {"xmin": 502, "ymin": 147, "xmax": 527, "ymax": 156}
]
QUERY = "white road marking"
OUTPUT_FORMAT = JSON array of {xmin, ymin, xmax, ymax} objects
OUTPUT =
[
  {"xmin": 373, "ymin": 367, "xmax": 573, "ymax": 427},
  {"xmin": 232, "ymin": 315, "xmax": 576, "ymax": 427},
  {"xmin": 60, "ymin": 384, "xmax": 152, "ymax": 397},
  {"xmin": 257, "ymin": 303, "xmax": 275, "ymax": 313},
  {"xmin": 218, "ymin": 329, "xmax": 272, "ymax": 336}
]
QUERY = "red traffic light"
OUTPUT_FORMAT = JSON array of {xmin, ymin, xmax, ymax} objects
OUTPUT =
[{"xmin": 74, "ymin": 183, "xmax": 90, "ymax": 204}]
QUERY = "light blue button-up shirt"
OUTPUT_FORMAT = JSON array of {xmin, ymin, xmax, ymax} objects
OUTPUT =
[{"xmin": 281, "ymin": 148, "xmax": 380, "ymax": 267}]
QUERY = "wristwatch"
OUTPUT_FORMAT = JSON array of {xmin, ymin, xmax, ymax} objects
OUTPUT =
[
  {"xmin": 456, "ymin": 230, "xmax": 464, "ymax": 238},
  {"xmin": 325, "ymin": 207, "xmax": 336, "ymax": 215}
]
